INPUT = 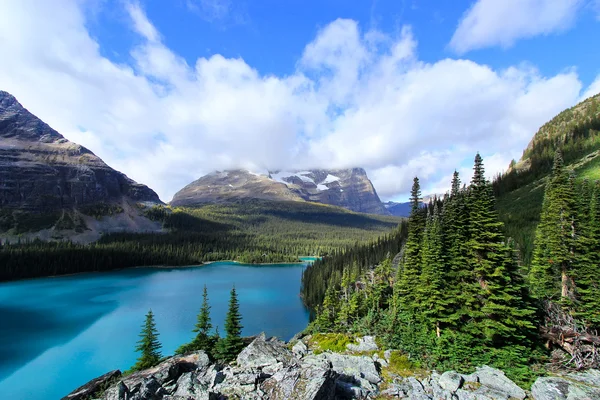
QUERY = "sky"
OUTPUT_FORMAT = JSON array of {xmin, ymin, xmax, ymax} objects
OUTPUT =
[{"xmin": 0, "ymin": 0, "xmax": 599, "ymax": 202}]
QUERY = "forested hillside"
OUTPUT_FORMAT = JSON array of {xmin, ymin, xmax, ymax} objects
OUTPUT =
[
  {"xmin": 304, "ymin": 153, "xmax": 600, "ymax": 385},
  {"xmin": 0, "ymin": 199, "xmax": 401, "ymax": 281},
  {"xmin": 494, "ymin": 93, "xmax": 600, "ymax": 263}
]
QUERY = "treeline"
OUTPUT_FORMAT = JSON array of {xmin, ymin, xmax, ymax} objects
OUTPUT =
[
  {"xmin": 0, "ymin": 200, "xmax": 400, "ymax": 281},
  {"xmin": 301, "ymin": 222, "xmax": 408, "ymax": 312}
]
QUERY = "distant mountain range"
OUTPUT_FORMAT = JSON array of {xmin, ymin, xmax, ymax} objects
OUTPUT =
[{"xmin": 171, "ymin": 168, "xmax": 389, "ymax": 215}]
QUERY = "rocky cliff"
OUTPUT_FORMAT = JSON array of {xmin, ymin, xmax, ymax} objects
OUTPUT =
[
  {"xmin": 64, "ymin": 334, "xmax": 600, "ymax": 400},
  {"xmin": 171, "ymin": 168, "xmax": 389, "ymax": 215},
  {"xmin": 0, "ymin": 91, "xmax": 163, "ymax": 239}
]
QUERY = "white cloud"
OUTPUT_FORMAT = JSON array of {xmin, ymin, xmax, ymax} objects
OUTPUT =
[
  {"xmin": 581, "ymin": 74, "xmax": 600, "ymax": 101},
  {"xmin": 450, "ymin": 0, "xmax": 583, "ymax": 54},
  {"xmin": 0, "ymin": 0, "xmax": 592, "ymax": 202}
]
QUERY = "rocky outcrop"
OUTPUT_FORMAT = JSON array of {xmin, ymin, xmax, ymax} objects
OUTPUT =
[
  {"xmin": 170, "ymin": 168, "xmax": 389, "ymax": 215},
  {"xmin": 0, "ymin": 91, "xmax": 163, "ymax": 237},
  {"xmin": 531, "ymin": 369, "xmax": 600, "ymax": 400},
  {"xmin": 68, "ymin": 335, "xmax": 600, "ymax": 400}
]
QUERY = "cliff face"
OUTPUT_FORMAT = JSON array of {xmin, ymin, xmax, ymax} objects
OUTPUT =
[
  {"xmin": 0, "ymin": 91, "xmax": 161, "ymax": 211},
  {"xmin": 171, "ymin": 168, "xmax": 389, "ymax": 215}
]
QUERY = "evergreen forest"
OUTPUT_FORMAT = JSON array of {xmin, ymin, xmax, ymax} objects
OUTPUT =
[{"xmin": 302, "ymin": 152, "xmax": 600, "ymax": 384}]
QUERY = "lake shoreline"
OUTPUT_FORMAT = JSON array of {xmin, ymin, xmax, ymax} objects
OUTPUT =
[{"xmin": 0, "ymin": 257, "xmax": 318, "ymax": 284}]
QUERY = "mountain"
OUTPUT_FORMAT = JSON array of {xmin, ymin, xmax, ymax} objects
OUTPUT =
[
  {"xmin": 0, "ymin": 91, "xmax": 163, "ymax": 239},
  {"xmin": 494, "ymin": 93, "xmax": 600, "ymax": 264},
  {"xmin": 171, "ymin": 168, "xmax": 389, "ymax": 215}
]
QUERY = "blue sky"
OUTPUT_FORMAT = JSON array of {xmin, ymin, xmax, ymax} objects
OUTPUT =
[{"xmin": 1, "ymin": 0, "xmax": 599, "ymax": 201}]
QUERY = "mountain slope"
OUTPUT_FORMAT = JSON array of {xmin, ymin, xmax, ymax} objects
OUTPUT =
[
  {"xmin": 495, "ymin": 93, "xmax": 600, "ymax": 264},
  {"xmin": 171, "ymin": 168, "xmax": 389, "ymax": 215},
  {"xmin": 0, "ymin": 91, "xmax": 163, "ymax": 239}
]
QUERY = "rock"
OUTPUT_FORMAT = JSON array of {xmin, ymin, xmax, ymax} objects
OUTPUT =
[
  {"xmin": 261, "ymin": 365, "xmax": 338, "ymax": 400},
  {"xmin": 474, "ymin": 366, "xmax": 526, "ymax": 400},
  {"xmin": 118, "ymin": 353, "xmax": 202, "ymax": 396},
  {"xmin": 531, "ymin": 372, "xmax": 600, "ymax": 400},
  {"xmin": 103, "ymin": 381, "xmax": 129, "ymax": 400},
  {"xmin": 292, "ymin": 340, "xmax": 308, "ymax": 358},
  {"xmin": 346, "ymin": 336, "xmax": 379, "ymax": 352},
  {"xmin": 236, "ymin": 332, "xmax": 295, "ymax": 369},
  {"xmin": 439, "ymin": 371, "xmax": 464, "ymax": 393},
  {"xmin": 322, "ymin": 353, "xmax": 381, "ymax": 384},
  {"xmin": 62, "ymin": 369, "xmax": 121, "ymax": 400},
  {"xmin": 130, "ymin": 377, "xmax": 163, "ymax": 400}
]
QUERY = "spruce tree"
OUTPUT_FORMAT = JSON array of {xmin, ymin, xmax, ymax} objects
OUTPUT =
[
  {"xmin": 215, "ymin": 286, "xmax": 244, "ymax": 362},
  {"xmin": 465, "ymin": 154, "xmax": 535, "ymax": 350},
  {"xmin": 418, "ymin": 202, "xmax": 447, "ymax": 337},
  {"xmin": 314, "ymin": 284, "xmax": 339, "ymax": 332},
  {"xmin": 396, "ymin": 177, "xmax": 425, "ymax": 316},
  {"xmin": 176, "ymin": 285, "xmax": 214, "ymax": 356},
  {"xmin": 530, "ymin": 150, "xmax": 577, "ymax": 301},
  {"xmin": 131, "ymin": 309, "xmax": 162, "ymax": 371}
]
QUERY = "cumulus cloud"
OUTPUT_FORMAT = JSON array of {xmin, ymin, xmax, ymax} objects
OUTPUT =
[
  {"xmin": 450, "ymin": 0, "xmax": 583, "ymax": 54},
  {"xmin": 0, "ymin": 0, "xmax": 593, "ymax": 202}
]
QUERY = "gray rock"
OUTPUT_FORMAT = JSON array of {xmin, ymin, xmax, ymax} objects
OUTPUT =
[
  {"xmin": 474, "ymin": 366, "xmax": 526, "ymax": 400},
  {"xmin": 261, "ymin": 365, "xmax": 338, "ymax": 400},
  {"xmin": 103, "ymin": 382, "xmax": 129, "ymax": 400},
  {"xmin": 531, "ymin": 373, "xmax": 600, "ymax": 400},
  {"xmin": 62, "ymin": 369, "xmax": 121, "ymax": 400},
  {"xmin": 439, "ymin": 371, "xmax": 464, "ymax": 393},
  {"xmin": 324, "ymin": 353, "xmax": 381, "ymax": 384},
  {"xmin": 172, "ymin": 372, "xmax": 209, "ymax": 398},
  {"xmin": 130, "ymin": 377, "xmax": 163, "ymax": 400},
  {"xmin": 236, "ymin": 332, "xmax": 294, "ymax": 369},
  {"xmin": 292, "ymin": 340, "xmax": 308, "ymax": 358},
  {"xmin": 346, "ymin": 336, "xmax": 379, "ymax": 352}
]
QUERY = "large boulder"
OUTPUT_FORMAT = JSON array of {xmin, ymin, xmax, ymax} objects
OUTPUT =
[
  {"xmin": 236, "ymin": 333, "xmax": 295, "ymax": 369},
  {"xmin": 474, "ymin": 366, "xmax": 526, "ymax": 400},
  {"xmin": 346, "ymin": 336, "xmax": 379, "ymax": 353},
  {"xmin": 62, "ymin": 370, "xmax": 121, "ymax": 400},
  {"xmin": 322, "ymin": 353, "xmax": 381, "ymax": 384},
  {"xmin": 439, "ymin": 371, "xmax": 463, "ymax": 392},
  {"xmin": 261, "ymin": 365, "xmax": 338, "ymax": 400},
  {"xmin": 531, "ymin": 370, "xmax": 600, "ymax": 400}
]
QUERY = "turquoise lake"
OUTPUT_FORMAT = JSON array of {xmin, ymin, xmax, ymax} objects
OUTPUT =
[{"xmin": 0, "ymin": 262, "xmax": 310, "ymax": 399}]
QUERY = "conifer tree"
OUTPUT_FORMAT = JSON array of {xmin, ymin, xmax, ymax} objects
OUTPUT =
[
  {"xmin": 215, "ymin": 286, "xmax": 244, "ymax": 362},
  {"xmin": 530, "ymin": 150, "xmax": 577, "ymax": 301},
  {"xmin": 465, "ymin": 154, "xmax": 535, "ymax": 347},
  {"xmin": 396, "ymin": 177, "xmax": 425, "ymax": 315},
  {"xmin": 131, "ymin": 309, "xmax": 162, "ymax": 371},
  {"xmin": 176, "ymin": 285, "xmax": 214, "ymax": 356},
  {"xmin": 314, "ymin": 284, "xmax": 339, "ymax": 332},
  {"xmin": 418, "ymin": 202, "xmax": 447, "ymax": 337}
]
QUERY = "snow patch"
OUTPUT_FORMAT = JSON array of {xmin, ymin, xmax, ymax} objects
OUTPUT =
[
  {"xmin": 316, "ymin": 184, "xmax": 328, "ymax": 191},
  {"xmin": 270, "ymin": 171, "xmax": 315, "ymax": 185},
  {"xmin": 322, "ymin": 174, "xmax": 340, "ymax": 184}
]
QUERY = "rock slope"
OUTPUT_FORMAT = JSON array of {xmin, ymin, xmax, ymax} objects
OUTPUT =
[
  {"xmin": 171, "ymin": 168, "xmax": 389, "ymax": 215},
  {"xmin": 0, "ymin": 91, "xmax": 161, "ymax": 211},
  {"xmin": 0, "ymin": 91, "xmax": 163, "ymax": 239},
  {"xmin": 64, "ymin": 334, "xmax": 600, "ymax": 400}
]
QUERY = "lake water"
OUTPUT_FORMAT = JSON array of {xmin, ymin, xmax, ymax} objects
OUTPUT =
[{"xmin": 0, "ymin": 262, "xmax": 310, "ymax": 399}]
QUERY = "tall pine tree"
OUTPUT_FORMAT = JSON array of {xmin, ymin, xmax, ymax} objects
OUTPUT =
[
  {"xmin": 176, "ymin": 285, "xmax": 216, "ymax": 356},
  {"xmin": 215, "ymin": 286, "xmax": 244, "ymax": 362},
  {"xmin": 131, "ymin": 309, "xmax": 162, "ymax": 371}
]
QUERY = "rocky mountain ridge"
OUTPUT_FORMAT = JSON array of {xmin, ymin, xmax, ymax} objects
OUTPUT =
[
  {"xmin": 171, "ymin": 168, "xmax": 389, "ymax": 215},
  {"xmin": 64, "ymin": 334, "xmax": 600, "ymax": 400},
  {"xmin": 0, "ymin": 90, "xmax": 163, "ymax": 240}
]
